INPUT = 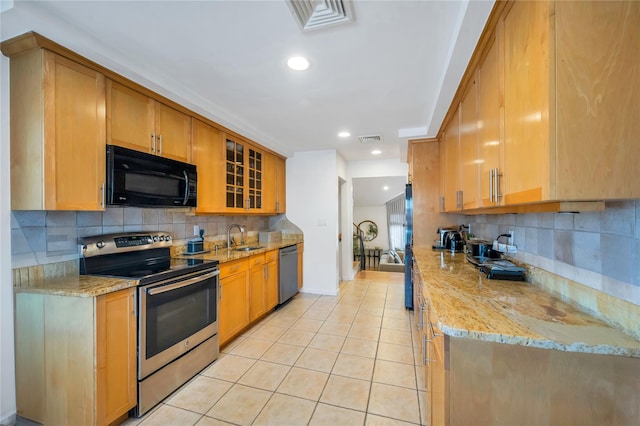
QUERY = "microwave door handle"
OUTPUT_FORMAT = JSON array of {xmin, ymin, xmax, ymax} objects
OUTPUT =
[{"xmin": 183, "ymin": 170, "xmax": 190, "ymax": 206}]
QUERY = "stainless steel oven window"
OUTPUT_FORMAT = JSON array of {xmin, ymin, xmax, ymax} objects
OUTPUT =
[{"xmin": 139, "ymin": 269, "xmax": 219, "ymax": 379}]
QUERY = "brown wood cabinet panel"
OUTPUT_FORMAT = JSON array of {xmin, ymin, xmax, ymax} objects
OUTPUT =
[
  {"xmin": 10, "ymin": 49, "xmax": 106, "ymax": 210},
  {"xmin": 555, "ymin": 1, "xmax": 640, "ymax": 200},
  {"xmin": 441, "ymin": 106, "xmax": 461, "ymax": 211},
  {"xmin": 154, "ymin": 102, "xmax": 192, "ymax": 162},
  {"xmin": 275, "ymin": 155, "xmax": 286, "ymax": 213},
  {"xmin": 249, "ymin": 264, "xmax": 266, "ymax": 322},
  {"xmin": 107, "ymin": 79, "xmax": 191, "ymax": 163},
  {"xmin": 192, "ymin": 119, "xmax": 226, "ymax": 213},
  {"xmin": 476, "ymin": 31, "xmax": 503, "ymax": 208},
  {"xmin": 107, "ymin": 81, "xmax": 155, "ymax": 154},
  {"xmin": 503, "ymin": 0, "xmax": 551, "ymax": 205},
  {"xmin": 265, "ymin": 258, "xmax": 279, "ymax": 310},
  {"xmin": 15, "ymin": 288, "xmax": 136, "ymax": 425},
  {"xmin": 459, "ymin": 79, "xmax": 479, "ymax": 210},
  {"xmin": 219, "ymin": 264, "xmax": 249, "ymax": 345},
  {"xmin": 297, "ymin": 243, "xmax": 304, "ymax": 289},
  {"xmin": 263, "ymin": 153, "xmax": 287, "ymax": 214},
  {"xmin": 96, "ymin": 288, "xmax": 137, "ymax": 425},
  {"xmin": 408, "ymin": 139, "xmax": 443, "ymax": 246}
]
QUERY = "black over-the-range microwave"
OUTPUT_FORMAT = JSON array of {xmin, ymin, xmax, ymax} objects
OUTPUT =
[{"xmin": 106, "ymin": 144, "xmax": 197, "ymax": 207}]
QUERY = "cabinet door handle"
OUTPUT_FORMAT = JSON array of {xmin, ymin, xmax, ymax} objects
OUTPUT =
[
  {"xmin": 100, "ymin": 183, "xmax": 105, "ymax": 209},
  {"xmin": 495, "ymin": 168, "xmax": 502, "ymax": 200},
  {"xmin": 489, "ymin": 169, "xmax": 494, "ymax": 203},
  {"xmin": 219, "ymin": 282, "xmax": 222, "ymax": 300},
  {"xmin": 151, "ymin": 133, "xmax": 156, "ymax": 153},
  {"xmin": 132, "ymin": 292, "xmax": 137, "ymax": 318},
  {"xmin": 158, "ymin": 134, "xmax": 162, "ymax": 155},
  {"xmin": 423, "ymin": 334, "xmax": 433, "ymax": 366}
]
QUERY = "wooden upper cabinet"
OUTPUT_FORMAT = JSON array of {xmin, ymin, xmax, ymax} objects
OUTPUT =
[
  {"xmin": 192, "ymin": 119, "xmax": 225, "ymax": 213},
  {"xmin": 440, "ymin": 105, "xmax": 461, "ymax": 212},
  {"xmin": 459, "ymin": 78, "xmax": 479, "ymax": 210},
  {"xmin": 275, "ymin": 156, "xmax": 286, "ymax": 213},
  {"xmin": 502, "ymin": 0, "xmax": 551, "ymax": 205},
  {"xmin": 263, "ymin": 153, "xmax": 287, "ymax": 214},
  {"xmin": 554, "ymin": 1, "xmax": 640, "ymax": 200},
  {"xmin": 193, "ymin": 120, "xmax": 277, "ymax": 215},
  {"xmin": 107, "ymin": 80, "xmax": 191, "ymax": 163},
  {"xmin": 8, "ymin": 48, "xmax": 106, "ymax": 210},
  {"xmin": 476, "ymin": 30, "xmax": 503, "ymax": 208},
  {"xmin": 437, "ymin": 0, "xmax": 639, "ymax": 212}
]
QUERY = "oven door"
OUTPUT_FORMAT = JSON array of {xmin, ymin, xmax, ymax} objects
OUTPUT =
[{"xmin": 138, "ymin": 268, "xmax": 219, "ymax": 379}]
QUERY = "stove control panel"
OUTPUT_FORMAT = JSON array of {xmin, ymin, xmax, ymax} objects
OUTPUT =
[{"xmin": 80, "ymin": 232, "xmax": 173, "ymax": 257}]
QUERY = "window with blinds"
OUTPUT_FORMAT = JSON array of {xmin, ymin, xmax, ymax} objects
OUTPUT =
[{"xmin": 386, "ymin": 194, "xmax": 405, "ymax": 251}]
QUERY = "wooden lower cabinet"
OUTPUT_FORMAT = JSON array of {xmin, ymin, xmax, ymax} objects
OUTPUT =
[
  {"xmin": 15, "ymin": 288, "xmax": 136, "ymax": 425},
  {"xmin": 249, "ymin": 259, "xmax": 266, "ymax": 322},
  {"xmin": 421, "ymin": 334, "xmax": 639, "ymax": 426},
  {"xmin": 265, "ymin": 250, "xmax": 279, "ymax": 310},
  {"xmin": 249, "ymin": 251, "xmax": 279, "ymax": 322},
  {"xmin": 218, "ymin": 259, "xmax": 249, "ymax": 346},
  {"xmin": 297, "ymin": 243, "xmax": 304, "ymax": 289}
]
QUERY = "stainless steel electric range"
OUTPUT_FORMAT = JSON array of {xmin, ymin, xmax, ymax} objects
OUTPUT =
[{"xmin": 80, "ymin": 232, "xmax": 220, "ymax": 416}]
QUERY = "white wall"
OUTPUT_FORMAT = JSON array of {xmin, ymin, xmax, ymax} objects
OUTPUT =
[
  {"xmin": 287, "ymin": 150, "xmax": 340, "ymax": 296},
  {"xmin": 1, "ymin": 53, "xmax": 16, "ymax": 425},
  {"xmin": 354, "ymin": 205, "xmax": 389, "ymax": 250}
]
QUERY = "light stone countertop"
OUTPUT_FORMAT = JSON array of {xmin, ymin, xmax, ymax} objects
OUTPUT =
[
  {"xmin": 413, "ymin": 246, "xmax": 640, "ymax": 358},
  {"xmin": 172, "ymin": 239, "xmax": 302, "ymax": 263},
  {"xmin": 13, "ymin": 239, "xmax": 303, "ymax": 298},
  {"xmin": 13, "ymin": 274, "xmax": 139, "ymax": 297}
]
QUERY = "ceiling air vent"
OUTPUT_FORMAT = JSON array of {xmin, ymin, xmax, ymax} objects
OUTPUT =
[
  {"xmin": 286, "ymin": 0, "xmax": 355, "ymax": 32},
  {"xmin": 358, "ymin": 134, "xmax": 383, "ymax": 144}
]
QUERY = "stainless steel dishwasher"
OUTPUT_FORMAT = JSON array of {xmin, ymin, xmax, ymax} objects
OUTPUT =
[{"xmin": 279, "ymin": 245, "xmax": 299, "ymax": 304}]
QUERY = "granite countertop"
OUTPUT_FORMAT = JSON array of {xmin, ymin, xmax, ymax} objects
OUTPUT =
[
  {"xmin": 413, "ymin": 246, "xmax": 640, "ymax": 358},
  {"xmin": 14, "ymin": 239, "xmax": 303, "ymax": 298},
  {"xmin": 172, "ymin": 239, "xmax": 302, "ymax": 263},
  {"xmin": 14, "ymin": 274, "xmax": 139, "ymax": 298}
]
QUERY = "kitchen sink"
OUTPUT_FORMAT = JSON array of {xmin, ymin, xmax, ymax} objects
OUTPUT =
[{"xmin": 233, "ymin": 246, "xmax": 262, "ymax": 252}]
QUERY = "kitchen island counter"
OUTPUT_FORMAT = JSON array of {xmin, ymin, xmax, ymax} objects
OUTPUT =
[{"xmin": 412, "ymin": 246, "xmax": 640, "ymax": 358}]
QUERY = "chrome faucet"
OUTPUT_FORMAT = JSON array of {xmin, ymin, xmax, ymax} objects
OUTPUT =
[{"xmin": 226, "ymin": 224, "xmax": 245, "ymax": 249}]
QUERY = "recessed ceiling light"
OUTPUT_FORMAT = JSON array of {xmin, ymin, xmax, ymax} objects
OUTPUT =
[
  {"xmin": 383, "ymin": 186, "xmax": 389, "ymax": 191},
  {"xmin": 338, "ymin": 131, "xmax": 351, "ymax": 138},
  {"xmin": 287, "ymin": 56, "xmax": 310, "ymax": 71},
  {"xmin": 371, "ymin": 149, "xmax": 381, "ymax": 155}
]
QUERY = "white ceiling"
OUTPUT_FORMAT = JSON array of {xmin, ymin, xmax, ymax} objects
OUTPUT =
[
  {"xmin": 352, "ymin": 176, "xmax": 406, "ymax": 207},
  {"xmin": 0, "ymin": 0, "xmax": 494, "ymax": 163}
]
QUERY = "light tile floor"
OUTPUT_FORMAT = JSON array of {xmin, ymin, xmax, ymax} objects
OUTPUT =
[{"xmin": 125, "ymin": 272, "xmax": 427, "ymax": 426}]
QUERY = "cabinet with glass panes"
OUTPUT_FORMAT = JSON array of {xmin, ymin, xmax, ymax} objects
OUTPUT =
[{"xmin": 225, "ymin": 137, "xmax": 264, "ymax": 212}]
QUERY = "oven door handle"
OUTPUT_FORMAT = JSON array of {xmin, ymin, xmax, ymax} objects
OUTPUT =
[{"xmin": 147, "ymin": 270, "xmax": 220, "ymax": 296}]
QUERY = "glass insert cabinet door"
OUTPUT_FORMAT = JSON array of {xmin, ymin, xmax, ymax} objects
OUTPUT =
[
  {"xmin": 248, "ymin": 148, "xmax": 262, "ymax": 209},
  {"xmin": 226, "ymin": 139, "xmax": 245, "ymax": 208}
]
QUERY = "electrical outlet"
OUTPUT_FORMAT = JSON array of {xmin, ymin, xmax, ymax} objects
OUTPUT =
[
  {"xmin": 194, "ymin": 225, "xmax": 200, "ymax": 236},
  {"xmin": 508, "ymin": 230, "xmax": 514, "ymax": 245}
]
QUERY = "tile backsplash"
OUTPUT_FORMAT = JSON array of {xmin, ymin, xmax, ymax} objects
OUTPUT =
[
  {"xmin": 11, "ymin": 207, "xmax": 273, "ymax": 268},
  {"xmin": 449, "ymin": 200, "xmax": 640, "ymax": 306}
]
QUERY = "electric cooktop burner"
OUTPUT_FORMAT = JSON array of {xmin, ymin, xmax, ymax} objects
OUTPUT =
[{"xmin": 79, "ymin": 232, "xmax": 218, "ymax": 284}]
